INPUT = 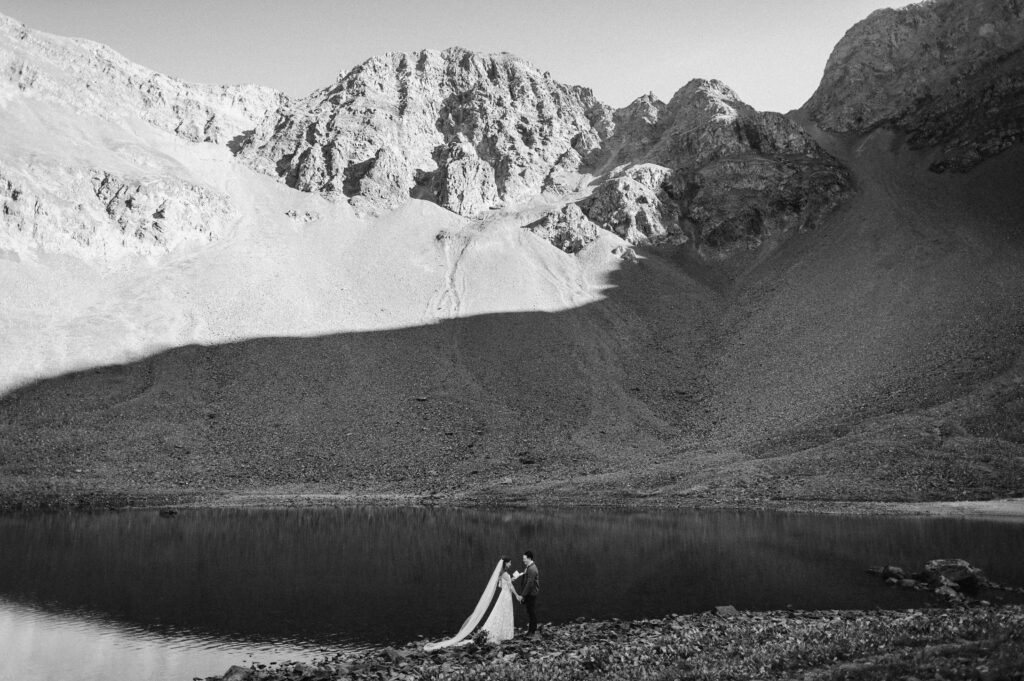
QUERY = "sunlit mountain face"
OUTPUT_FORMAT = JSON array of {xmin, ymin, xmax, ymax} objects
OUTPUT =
[{"xmin": 1, "ymin": 0, "xmax": 1023, "ymax": 508}]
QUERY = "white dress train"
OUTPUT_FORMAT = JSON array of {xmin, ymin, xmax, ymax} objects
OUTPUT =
[
  {"xmin": 479, "ymin": 571, "xmax": 515, "ymax": 643},
  {"xmin": 424, "ymin": 560, "xmax": 504, "ymax": 651}
]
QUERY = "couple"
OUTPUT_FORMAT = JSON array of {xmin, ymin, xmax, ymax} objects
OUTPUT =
[{"xmin": 424, "ymin": 551, "xmax": 540, "ymax": 651}]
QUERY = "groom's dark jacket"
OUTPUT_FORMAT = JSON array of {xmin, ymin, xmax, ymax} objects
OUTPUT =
[{"xmin": 521, "ymin": 563, "xmax": 540, "ymax": 597}]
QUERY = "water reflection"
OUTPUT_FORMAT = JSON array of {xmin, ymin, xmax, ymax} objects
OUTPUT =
[
  {"xmin": 0, "ymin": 599, "xmax": 315, "ymax": 681},
  {"xmin": 0, "ymin": 507, "xmax": 1022, "ymax": 681}
]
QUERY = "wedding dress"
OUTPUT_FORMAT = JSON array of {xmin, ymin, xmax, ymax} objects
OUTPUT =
[
  {"xmin": 424, "ymin": 560, "xmax": 513, "ymax": 651},
  {"xmin": 479, "ymin": 570, "xmax": 515, "ymax": 643}
]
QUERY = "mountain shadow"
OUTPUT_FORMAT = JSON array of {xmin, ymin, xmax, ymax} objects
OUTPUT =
[{"xmin": 2, "ymin": 132, "xmax": 1024, "ymax": 508}]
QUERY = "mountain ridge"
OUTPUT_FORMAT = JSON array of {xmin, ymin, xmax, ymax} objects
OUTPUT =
[
  {"xmin": 1, "ymin": 1, "xmax": 1023, "ymax": 509},
  {"xmin": 235, "ymin": 52, "xmax": 851, "ymax": 258}
]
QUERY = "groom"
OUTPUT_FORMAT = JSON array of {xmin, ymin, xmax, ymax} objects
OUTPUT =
[{"xmin": 517, "ymin": 550, "xmax": 540, "ymax": 638}]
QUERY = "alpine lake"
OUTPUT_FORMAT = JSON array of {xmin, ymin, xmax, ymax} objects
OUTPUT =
[{"xmin": 2, "ymin": 506, "xmax": 1023, "ymax": 681}]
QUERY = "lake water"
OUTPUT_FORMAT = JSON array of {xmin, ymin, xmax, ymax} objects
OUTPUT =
[{"xmin": 1, "ymin": 507, "xmax": 1023, "ymax": 681}]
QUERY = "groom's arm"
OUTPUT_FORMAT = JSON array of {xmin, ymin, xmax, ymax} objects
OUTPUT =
[{"xmin": 523, "ymin": 565, "xmax": 538, "ymax": 596}]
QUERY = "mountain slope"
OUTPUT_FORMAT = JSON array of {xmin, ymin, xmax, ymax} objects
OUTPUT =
[{"xmin": 1, "ymin": 2, "xmax": 1023, "ymax": 508}]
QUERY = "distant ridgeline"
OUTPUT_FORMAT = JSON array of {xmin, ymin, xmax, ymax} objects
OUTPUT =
[{"xmin": 2, "ymin": 0, "xmax": 1022, "ymax": 260}]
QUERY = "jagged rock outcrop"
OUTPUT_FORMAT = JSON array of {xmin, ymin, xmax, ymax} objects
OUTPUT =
[
  {"xmin": 90, "ymin": 171, "xmax": 231, "ymax": 248},
  {"xmin": 533, "ymin": 80, "xmax": 851, "ymax": 255},
  {"xmin": 523, "ymin": 203, "xmax": 599, "ymax": 254},
  {"xmin": 625, "ymin": 80, "xmax": 849, "ymax": 256},
  {"xmin": 580, "ymin": 164, "xmax": 682, "ymax": 245},
  {"xmin": 435, "ymin": 142, "xmax": 500, "ymax": 215},
  {"xmin": 541, "ymin": 148, "xmax": 585, "ymax": 195},
  {"xmin": 237, "ymin": 48, "xmax": 612, "ymax": 215},
  {"xmin": 348, "ymin": 147, "xmax": 415, "ymax": 214},
  {"xmin": 0, "ymin": 160, "xmax": 234, "ymax": 256},
  {"xmin": 803, "ymin": 0, "xmax": 1024, "ymax": 171}
]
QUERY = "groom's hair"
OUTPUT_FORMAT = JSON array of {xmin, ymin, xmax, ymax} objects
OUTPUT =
[{"xmin": 524, "ymin": 550, "xmax": 534, "ymax": 560}]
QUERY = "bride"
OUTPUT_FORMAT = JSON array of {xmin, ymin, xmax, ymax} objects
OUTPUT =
[{"xmin": 424, "ymin": 556, "xmax": 521, "ymax": 651}]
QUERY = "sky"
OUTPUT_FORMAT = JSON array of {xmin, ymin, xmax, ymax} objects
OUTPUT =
[{"xmin": 0, "ymin": 0, "xmax": 900, "ymax": 112}]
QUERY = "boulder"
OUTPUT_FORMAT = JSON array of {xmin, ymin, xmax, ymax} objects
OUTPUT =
[
  {"xmin": 611, "ymin": 245, "xmax": 639, "ymax": 263},
  {"xmin": 923, "ymin": 559, "xmax": 986, "ymax": 592},
  {"xmin": 881, "ymin": 566, "xmax": 906, "ymax": 580},
  {"xmin": 933, "ymin": 585, "xmax": 964, "ymax": 601},
  {"xmin": 220, "ymin": 666, "xmax": 252, "ymax": 681}
]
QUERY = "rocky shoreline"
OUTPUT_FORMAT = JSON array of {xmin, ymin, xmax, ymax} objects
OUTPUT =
[
  {"xmin": 205, "ymin": 605, "xmax": 1024, "ymax": 681},
  {"xmin": 867, "ymin": 559, "xmax": 1024, "ymax": 607},
  {"xmin": 3, "ymin": 486, "xmax": 1024, "ymax": 522}
]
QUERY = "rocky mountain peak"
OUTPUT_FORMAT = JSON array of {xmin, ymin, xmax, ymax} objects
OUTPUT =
[
  {"xmin": 666, "ymin": 78, "xmax": 747, "ymax": 119},
  {"xmin": 232, "ymin": 43, "xmax": 853, "ymax": 258},
  {"xmin": 617, "ymin": 92, "xmax": 665, "ymax": 122},
  {"xmin": 530, "ymin": 76, "xmax": 852, "ymax": 257},
  {"xmin": 608, "ymin": 80, "xmax": 752, "ymax": 161},
  {"xmin": 609, "ymin": 94, "xmax": 668, "ymax": 161},
  {"xmin": 238, "ymin": 46, "xmax": 612, "ymax": 215},
  {"xmin": 803, "ymin": 0, "xmax": 1024, "ymax": 171}
]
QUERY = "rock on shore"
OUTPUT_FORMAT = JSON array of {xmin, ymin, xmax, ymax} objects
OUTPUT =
[{"xmin": 871, "ymin": 558, "xmax": 1024, "ymax": 605}]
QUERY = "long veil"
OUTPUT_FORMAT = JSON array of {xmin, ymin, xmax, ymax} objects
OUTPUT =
[{"xmin": 424, "ymin": 559, "xmax": 503, "ymax": 651}]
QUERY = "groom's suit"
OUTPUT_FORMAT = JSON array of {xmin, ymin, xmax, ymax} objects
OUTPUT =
[{"xmin": 519, "ymin": 561, "xmax": 540, "ymax": 634}]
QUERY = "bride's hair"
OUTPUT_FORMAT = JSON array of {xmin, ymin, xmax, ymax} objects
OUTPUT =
[{"xmin": 500, "ymin": 555, "xmax": 512, "ymax": 569}]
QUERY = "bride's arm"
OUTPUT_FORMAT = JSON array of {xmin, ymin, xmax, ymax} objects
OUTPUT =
[
  {"xmin": 508, "ymin": 575, "xmax": 522, "ymax": 601},
  {"xmin": 500, "ymin": 573, "xmax": 520, "ymax": 599}
]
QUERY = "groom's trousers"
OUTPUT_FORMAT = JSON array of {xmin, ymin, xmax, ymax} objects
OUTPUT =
[{"xmin": 523, "ymin": 594, "xmax": 538, "ymax": 634}]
